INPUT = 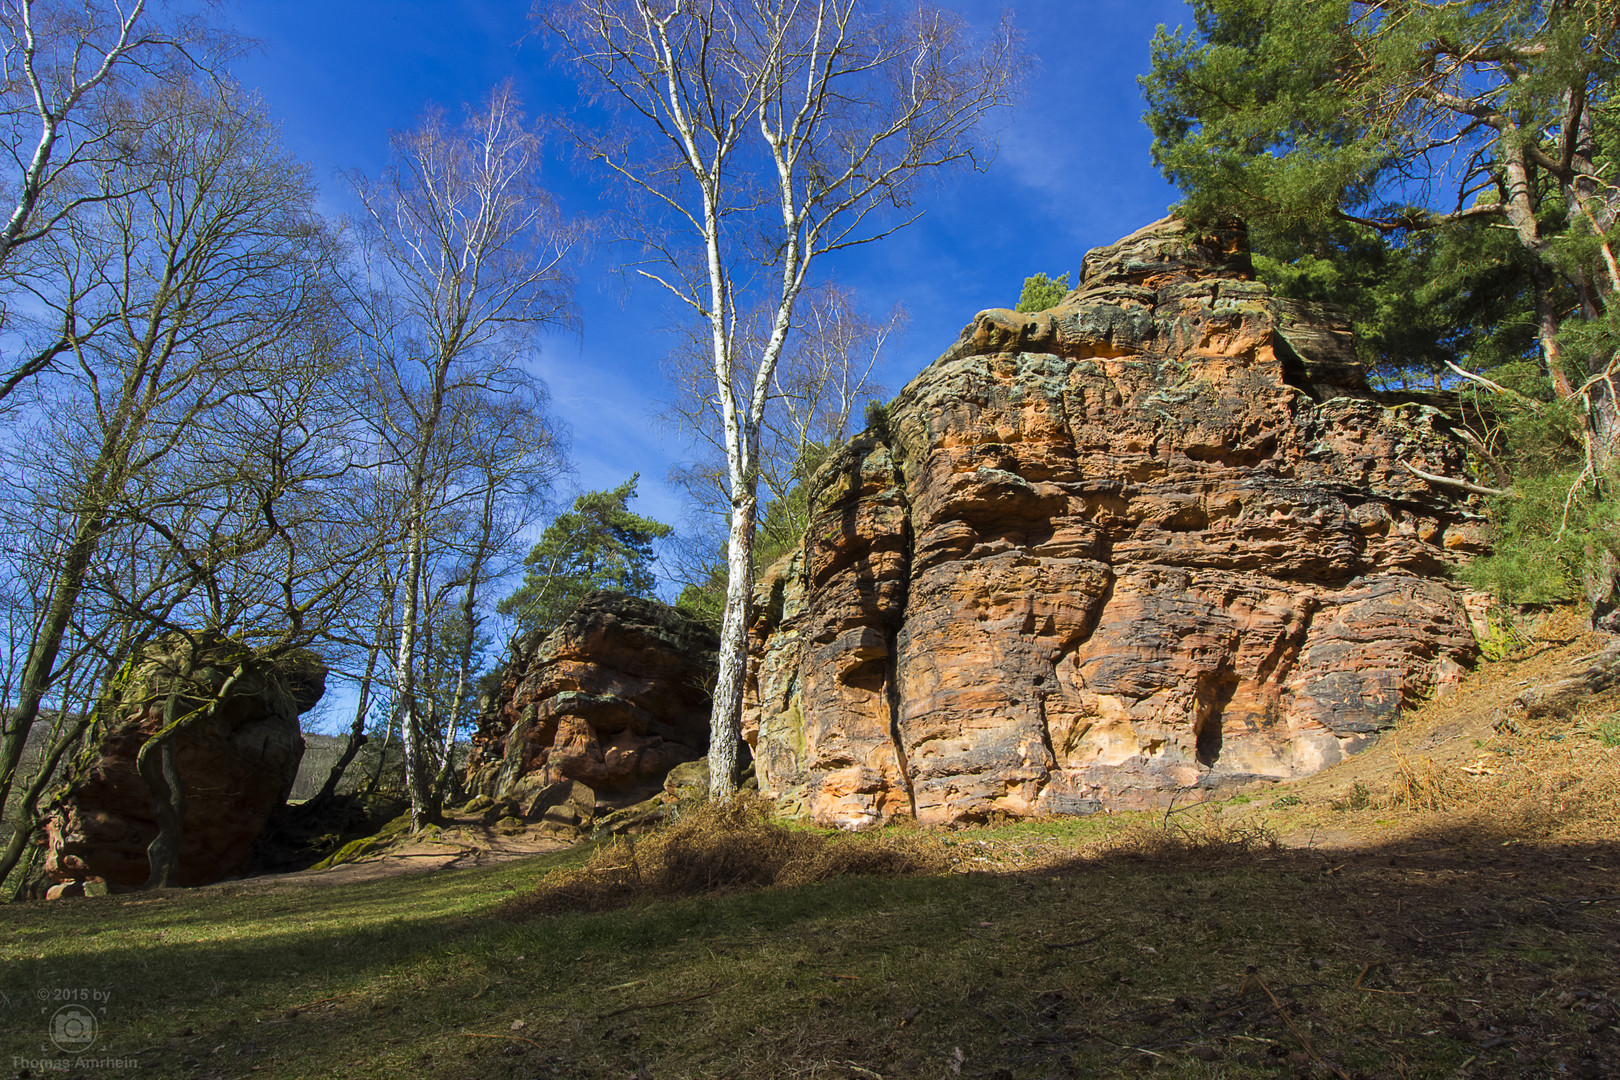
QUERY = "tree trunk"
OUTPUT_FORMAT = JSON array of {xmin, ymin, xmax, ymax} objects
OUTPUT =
[
  {"xmin": 139, "ymin": 736, "xmax": 186, "ymax": 890},
  {"xmin": 0, "ymin": 516, "xmax": 102, "ymax": 818},
  {"xmin": 308, "ymin": 647, "xmax": 378, "ymax": 810},
  {"xmin": 708, "ymin": 489, "xmax": 757, "ymax": 799},
  {"xmin": 0, "ymin": 708, "xmax": 94, "ymax": 888},
  {"xmin": 395, "ymin": 518, "xmax": 437, "ymax": 828},
  {"xmin": 363, "ymin": 716, "xmax": 396, "ymax": 799}
]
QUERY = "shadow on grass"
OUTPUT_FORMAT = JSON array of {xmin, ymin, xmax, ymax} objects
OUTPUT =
[{"xmin": 3, "ymin": 820, "xmax": 1618, "ymax": 1080}]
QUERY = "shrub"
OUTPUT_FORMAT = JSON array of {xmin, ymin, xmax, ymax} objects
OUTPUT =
[
  {"xmin": 498, "ymin": 795, "xmax": 943, "ymax": 919},
  {"xmin": 1015, "ymin": 272, "xmax": 1070, "ymax": 313}
]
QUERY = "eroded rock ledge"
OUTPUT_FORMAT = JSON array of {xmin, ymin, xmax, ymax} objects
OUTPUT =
[
  {"xmin": 464, "ymin": 591, "xmax": 718, "ymax": 817},
  {"xmin": 743, "ymin": 218, "xmax": 1487, "ymax": 827}
]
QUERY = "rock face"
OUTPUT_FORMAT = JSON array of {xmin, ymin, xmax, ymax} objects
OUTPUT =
[
  {"xmin": 465, "ymin": 591, "xmax": 719, "ymax": 817},
  {"xmin": 744, "ymin": 218, "xmax": 1487, "ymax": 827},
  {"xmin": 44, "ymin": 638, "xmax": 323, "ymax": 893}
]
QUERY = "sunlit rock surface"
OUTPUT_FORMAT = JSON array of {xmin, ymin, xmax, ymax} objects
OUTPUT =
[
  {"xmin": 465, "ymin": 591, "xmax": 718, "ymax": 812},
  {"xmin": 743, "ymin": 218, "xmax": 1486, "ymax": 827}
]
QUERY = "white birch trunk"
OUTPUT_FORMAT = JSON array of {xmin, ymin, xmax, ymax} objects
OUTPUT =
[
  {"xmin": 708, "ymin": 488, "xmax": 757, "ymax": 797},
  {"xmin": 395, "ymin": 515, "xmax": 432, "ymax": 827}
]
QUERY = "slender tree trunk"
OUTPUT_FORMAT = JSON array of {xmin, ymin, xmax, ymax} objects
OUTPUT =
[
  {"xmin": 363, "ymin": 714, "xmax": 396, "ymax": 799},
  {"xmin": 6, "ymin": 840, "xmax": 42, "ymax": 901},
  {"xmin": 434, "ymin": 487, "xmax": 496, "ymax": 809},
  {"xmin": 139, "ymin": 737, "xmax": 186, "ymax": 889},
  {"xmin": 0, "ymin": 515, "xmax": 103, "ymax": 818},
  {"xmin": 395, "ymin": 515, "xmax": 437, "ymax": 828},
  {"xmin": 309, "ymin": 643, "xmax": 380, "ymax": 809},
  {"xmin": 0, "ymin": 708, "xmax": 94, "ymax": 888},
  {"xmin": 708, "ymin": 489, "xmax": 757, "ymax": 797}
]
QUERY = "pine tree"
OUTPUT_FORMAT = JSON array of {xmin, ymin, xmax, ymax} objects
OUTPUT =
[{"xmin": 498, "ymin": 476, "xmax": 672, "ymax": 638}]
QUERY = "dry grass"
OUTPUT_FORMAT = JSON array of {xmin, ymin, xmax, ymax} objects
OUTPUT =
[
  {"xmin": 497, "ymin": 795, "xmax": 945, "ymax": 919},
  {"xmin": 1371, "ymin": 690, "xmax": 1620, "ymax": 841},
  {"xmin": 1384, "ymin": 739, "xmax": 1468, "ymax": 814},
  {"xmin": 1094, "ymin": 814, "xmax": 1280, "ymax": 863}
]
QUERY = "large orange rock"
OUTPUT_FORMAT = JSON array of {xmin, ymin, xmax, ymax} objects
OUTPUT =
[
  {"xmin": 744, "ymin": 218, "xmax": 1485, "ymax": 827},
  {"xmin": 43, "ymin": 639, "xmax": 323, "ymax": 892},
  {"xmin": 465, "ymin": 591, "xmax": 718, "ymax": 810}
]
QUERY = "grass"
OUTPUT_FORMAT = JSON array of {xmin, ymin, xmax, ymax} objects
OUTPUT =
[
  {"xmin": 5, "ymin": 809, "xmax": 1619, "ymax": 1079},
  {"xmin": 7, "ymin": 613, "xmax": 1620, "ymax": 1079}
]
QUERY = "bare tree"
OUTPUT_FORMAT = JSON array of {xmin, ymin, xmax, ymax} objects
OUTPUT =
[
  {"xmin": 665, "ymin": 283, "xmax": 898, "ymax": 560},
  {"xmin": 351, "ymin": 83, "xmax": 576, "ymax": 829},
  {"xmin": 0, "ymin": 78, "xmax": 348, "ymax": 888},
  {"xmin": 544, "ymin": 0, "xmax": 1025, "ymax": 795},
  {"xmin": 0, "ymin": 0, "xmax": 228, "ymax": 403}
]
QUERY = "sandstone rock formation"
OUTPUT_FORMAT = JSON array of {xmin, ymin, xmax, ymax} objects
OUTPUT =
[
  {"xmin": 744, "ymin": 218, "xmax": 1487, "ymax": 827},
  {"xmin": 464, "ymin": 591, "xmax": 718, "ymax": 818},
  {"xmin": 44, "ymin": 638, "xmax": 324, "ymax": 893}
]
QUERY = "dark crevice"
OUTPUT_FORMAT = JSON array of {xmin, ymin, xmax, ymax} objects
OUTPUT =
[
  {"xmin": 874, "ymin": 436, "xmax": 920, "ymax": 822},
  {"xmin": 1194, "ymin": 669, "xmax": 1240, "ymax": 768}
]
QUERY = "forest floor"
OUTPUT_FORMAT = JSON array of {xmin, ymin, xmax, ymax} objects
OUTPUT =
[{"xmin": 4, "ymin": 609, "xmax": 1619, "ymax": 1080}]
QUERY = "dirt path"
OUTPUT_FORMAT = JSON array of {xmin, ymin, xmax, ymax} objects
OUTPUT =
[{"xmin": 209, "ymin": 814, "xmax": 573, "ymax": 895}]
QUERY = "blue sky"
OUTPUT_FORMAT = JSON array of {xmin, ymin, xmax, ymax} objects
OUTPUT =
[{"xmin": 228, "ymin": 1, "xmax": 1193, "ymax": 540}]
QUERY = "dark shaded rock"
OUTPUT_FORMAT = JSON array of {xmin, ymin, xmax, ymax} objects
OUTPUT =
[
  {"xmin": 43, "ymin": 637, "xmax": 324, "ymax": 892},
  {"xmin": 251, "ymin": 792, "xmax": 408, "ymax": 876},
  {"xmin": 744, "ymin": 217, "xmax": 1486, "ymax": 827},
  {"xmin": 464, "ymin": 591, "xmax": 719, "ymax": 812}
]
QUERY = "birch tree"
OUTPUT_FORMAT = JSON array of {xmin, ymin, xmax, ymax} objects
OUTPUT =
[
  {"xmin": 351, "ymin": 83, "xmax": 576, "ymax": 829},
  {"xmin": 543, "ymin": 0, "xmax": 1025, "ymax": 796},
  {"xmin": 664, "ymin": 283, "xmax": 899, "ymax": 563}
]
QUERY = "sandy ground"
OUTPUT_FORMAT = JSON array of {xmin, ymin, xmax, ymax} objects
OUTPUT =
[{"xmin": 205, "ymin": 815, "xmax": 575, "ymax": 894}]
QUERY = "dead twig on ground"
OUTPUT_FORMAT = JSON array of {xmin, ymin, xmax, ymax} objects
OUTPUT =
[
  {"xmin": 1244, "ymin": 974, "xmax": 1353, "ymax": 1080},
  {"xmin": 598, "ymin": 982, "xmax": 735, "ymax": 1020}
]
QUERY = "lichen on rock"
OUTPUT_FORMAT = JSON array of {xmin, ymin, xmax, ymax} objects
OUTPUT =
[
  {"xmin": 43, "ymin": 635, "xmax": 324, "ymax": 894},
  {"xmin": 742, "ymin": 217, "xmax": 1487, "ymax": 827}
]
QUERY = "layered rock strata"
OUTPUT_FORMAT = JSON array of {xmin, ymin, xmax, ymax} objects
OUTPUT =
[
  {"xmin": 465, "ymin": 591, "xmax": 718, "ymax": 813},
  {"xmin": 744, "ymin": 218, "xmax": 1487, "ymax": 827},
  {"xmin": 44, "ymin": 638, "xmax": 323, "ymax": 893}
]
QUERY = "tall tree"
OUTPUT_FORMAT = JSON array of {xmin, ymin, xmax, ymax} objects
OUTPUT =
[
  {"xmin": 0, "ymin": 78, "xmax": 351, "ymax": 888},
  {"xmin": 544, "ymin": 0, "xmax": 1025, "ymax": 796},
  {"xmin": 351, "ymin": 83, "xmax": 576, "ymax": 829},
  {"xmin": 1142, "ymin": 0, "xmax": 1619, "ymax": 447},
  {"xmin": 498, "ymin": 475, "xmax": 672, "ymax": 638}
]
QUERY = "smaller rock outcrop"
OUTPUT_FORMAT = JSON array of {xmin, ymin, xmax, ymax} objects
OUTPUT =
[
  {"xmin": 464, "ymin": 592, "xmax": 719, "ymax": 825},
  {"xmin": 43, "ymin": 637, "xmax": 324, "ymax": 894}
]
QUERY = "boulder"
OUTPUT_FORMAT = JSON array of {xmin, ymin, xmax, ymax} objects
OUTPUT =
[
  {"xmin": 43, "ymin": 637, "xmax": 324, "ymax": 891},
  {"xmin": 744, "ymin": 217, "xmax": 1486, "ymax": 827},
  {"xmin": 464, "ymin": 591, "xmax": 719, "ymax": 813}
]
